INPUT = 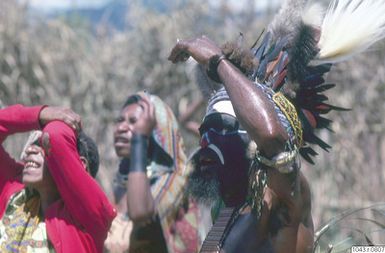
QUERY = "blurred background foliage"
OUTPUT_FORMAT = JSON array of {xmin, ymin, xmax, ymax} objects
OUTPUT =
[{"xmin": 1, "ymin": 0, "xmax": 385, "ymax": 248}]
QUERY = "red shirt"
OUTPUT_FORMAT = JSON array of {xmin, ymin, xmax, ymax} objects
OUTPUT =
[{"xmin": 0, "ymin": 104, "xmax": 116, "ymax": 253}]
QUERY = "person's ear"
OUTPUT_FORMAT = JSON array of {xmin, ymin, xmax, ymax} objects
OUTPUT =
[{"xmin": 80, "ymin": 156, "xmax": 90, "ymax": 174}]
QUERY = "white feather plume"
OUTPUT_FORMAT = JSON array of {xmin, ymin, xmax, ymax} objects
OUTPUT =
[
  {"xmin": 317, "ymin": 0, "xmax": 385, "ymax": 63},
  {"xmin": 302, "ymin": 3, "xmax": 324, "ymax": 28}
]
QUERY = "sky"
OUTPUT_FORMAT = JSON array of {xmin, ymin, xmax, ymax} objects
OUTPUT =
[
  {"xmin": 28, "ymin": 0, "xmax": 280, "ymax": 12},
  {"xmin": 28, "ymin": 0, "xmax": 111, "ymax": 11}
]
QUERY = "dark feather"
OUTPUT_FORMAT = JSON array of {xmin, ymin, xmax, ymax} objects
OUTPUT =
[
  {"xmin": 267, "ymin": 37, "xmax": 288, "ymax": 62},
  {"xmin": 253, "ymin": 32, "xmax": 271, "ymax": 61},
  {"xmin": 287, "ymin": 21, "xmax": 319, "ymax": 83},
  {"xmin": 250, "ymin": 29, "xmax": 265, "ymax": 49},
  {"xmin": 317, "ymin": 103, "xmax": 350, "ymax": 114},
  {"xmin": 314, "ymin": 83, "xmax": 336, "ymax": 92},
  {"xmin": 315, "ymin": 116, "xmax": 332, "ymax": 129},
  {"xmin": 307, "ymin": 64, "xmax": 332, "ymax": 75},
  {"xmin": 308, "ymin": 132, "xmax": 331, "ymax": 151},
  {"xmin": 301, "ymin": 75, "xmax": 325, "ymax": 87},
  {"xmin": 256, "ymin": 55, "xmax": 269, "ymax": 81},
  {"xmin": 276, "ymin": 51, "xmax": 289, "ymax": 74},
  {"xmin": 299, "ymin": 147, "xmax": 317, "ymax": 164},
  {"xmin": 301, "ymin": 109, "xmax": 317, "ymax": 129}
]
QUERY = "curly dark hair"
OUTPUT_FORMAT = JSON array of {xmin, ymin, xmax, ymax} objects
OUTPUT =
[{"xmin": 77, "ymin": 131, "xmax": 100, "ymax": 178}]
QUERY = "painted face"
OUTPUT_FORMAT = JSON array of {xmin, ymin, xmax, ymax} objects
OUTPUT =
[
  {"xmin": 22, "ymin": 141, "xmax": 49, "ymax": 187},
  {"xmin": 187, "ymin": 147, "xmax": 221, "ymax": 205},
  {"xmin": 189, "ymin": 113, "xmax": 251, "ymax": 207},
  {"xmin": 113, "ymin": 103, "xmax": 143, "ymax": 158}
]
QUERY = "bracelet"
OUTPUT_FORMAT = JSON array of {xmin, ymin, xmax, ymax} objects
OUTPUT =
[
  {"xmin": 206, "ymin": 54, "xmax": 227, "ymax": 83},
  {"xmin": 256, "ymin": 148, "xmax": 298, "ymax": 173},
  {"xmin": 129, "ymin": 133, "xmax": 149, "ymax": 173}
]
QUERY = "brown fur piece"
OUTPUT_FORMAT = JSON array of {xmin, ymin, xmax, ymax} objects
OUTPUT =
[{"xmin": 221, "ymin": 42, "xmax": 258, "ymax": 77}]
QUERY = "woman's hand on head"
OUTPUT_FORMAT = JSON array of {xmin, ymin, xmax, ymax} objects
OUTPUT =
[
  {"xmin": 39, "ymin": 106, "xmax": 82, "ymax": 132},
  {"xmin": 134, "ymin": 94, "xmax": 156, "ymax": 137}
]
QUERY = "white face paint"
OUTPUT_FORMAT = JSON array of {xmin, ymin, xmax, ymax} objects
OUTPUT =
[
  {"xmin": 207, "ymin": 144, "xmax": 225, "ymax": 165},
  {"xmin": 212, "ymin": 100, "xmax": 236, "ymax": 118}
]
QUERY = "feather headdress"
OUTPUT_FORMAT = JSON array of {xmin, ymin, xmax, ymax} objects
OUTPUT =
[
  {"xmin": 317, "ymin": 0, "xmax": 385, "ymax": 63},
  {"xmin": 268, "ymin": 0, "xmax": 385, "ymax": 163},
  {"xmin": 196, "ymin": 0, "xmax": 385, "ymax": 164}
]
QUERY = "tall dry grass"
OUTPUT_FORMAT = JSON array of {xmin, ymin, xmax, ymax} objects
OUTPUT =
[{"xmin": 1, "ymin": 0, "xmax": 384, "ymax": 247}]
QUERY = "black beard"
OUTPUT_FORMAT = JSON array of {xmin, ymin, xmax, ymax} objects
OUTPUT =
[{"xmin": 186, "ymin": 160, "xmax": 220, "ymax": 205}]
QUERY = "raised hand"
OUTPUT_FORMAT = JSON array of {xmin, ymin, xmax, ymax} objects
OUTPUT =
[
  {"xmin": 39, "ymin": 106, "xmax": 82, "ymax": 132},
  {"xmin": 168, "ymin": 36, "xmax": 222, "ymax": 67},
  {"xmin": 133, "ymin": 93, "xmax": 156, "ymax": 137}
]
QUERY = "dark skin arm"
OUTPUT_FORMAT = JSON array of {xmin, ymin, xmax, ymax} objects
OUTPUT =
[
  {"xmin": 126, "ymin": 94, "xmax": 157, "ymax": 223},
  {"xmin": 39, "ymin": 106, "xmax": 82, "ymax": 131},
  {"xmin": 168, "ymin": 36, "xmax": 288, "ymax": 157},
  {"xmin": 296, "ymin": 173, "xmax": 314, "ymax": 253},
  {"xmin": 265, "ymin": 170, "xmax": 314, "ymax": 253}
]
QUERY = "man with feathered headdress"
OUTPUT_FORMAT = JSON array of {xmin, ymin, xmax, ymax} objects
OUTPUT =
[{"xmin": 168, "ymin": 0, "xmax": 385, "ymax": 252}]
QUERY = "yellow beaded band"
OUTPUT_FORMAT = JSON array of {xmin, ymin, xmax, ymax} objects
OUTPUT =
[{"xmin": 273, "ymin": 92, "xmax": 303, "ymax": 147}]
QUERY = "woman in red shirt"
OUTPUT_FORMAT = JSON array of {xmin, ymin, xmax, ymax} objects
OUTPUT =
[{"xmin": 0, "ymin": 104, "xmax": 116, "ymax": 253}]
